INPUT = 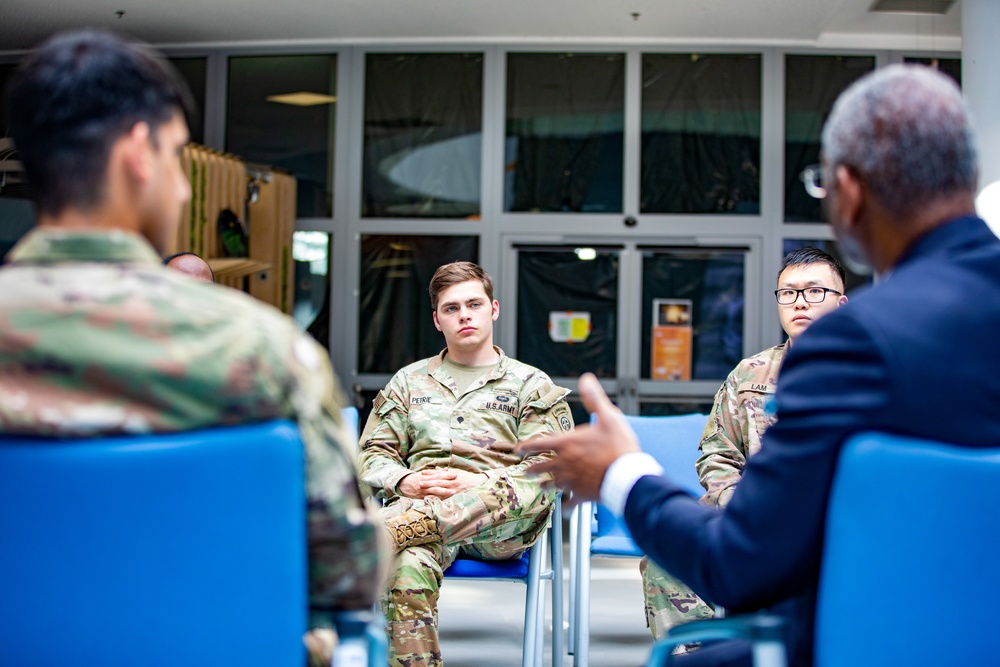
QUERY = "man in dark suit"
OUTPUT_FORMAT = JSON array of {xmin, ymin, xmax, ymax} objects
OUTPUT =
[{"xmin": 518, "ymin": 63, "xmax": 999, "ymax": 666}]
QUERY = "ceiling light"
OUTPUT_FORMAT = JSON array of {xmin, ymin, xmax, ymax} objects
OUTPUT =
[
  {"xmin": 574, "ymin": 247, "xmax": 597, "ymax": 261},
  {"xmin": 266, "ymin": 92, "xmax": 337, "ymax": 107}
]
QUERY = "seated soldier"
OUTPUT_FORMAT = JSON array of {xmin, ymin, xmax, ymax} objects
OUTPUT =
[
  {"xmin": 2, "ymin": 30, "xmax": 386, "ymax": 666},
  {"xmin": 358, "ymin": 260, "xmax": 573, "ymax": 667},
  {"xmin": 640, "ymin": 247, "xmax": 848, "ymax": 646}
]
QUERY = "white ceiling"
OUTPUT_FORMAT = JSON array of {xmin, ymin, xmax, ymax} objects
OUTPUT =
[{"xmin": 0, "ymin": 0, "xmax": 961, "ymax": 54}]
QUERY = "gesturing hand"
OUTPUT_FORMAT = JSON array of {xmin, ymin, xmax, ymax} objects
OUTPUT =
[{"xmin": 516, "ymin": 373, "xmax": 640, "ymax": 502}]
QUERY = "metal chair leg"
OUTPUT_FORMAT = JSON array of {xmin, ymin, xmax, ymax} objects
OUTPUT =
[
  {"xmin": 522, "ymin": 533, "xmax": 544, "ymax": 667},
  {"xmin": 574, "ymin": 502, "xmax": 593, "ymax": 667},
  {"xmin": 550, "ymin": 499, "xmax": 564, "ymax": 667},
  {"xmin": 567, "ymin": 504, "xmax": 578, "ymax": 656}
]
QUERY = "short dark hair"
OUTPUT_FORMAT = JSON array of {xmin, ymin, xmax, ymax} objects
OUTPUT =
[
  {"xmin": 5, "ymin": 30, "xmax": 193, "ymax": 217},
  {"xmin": 779, "ymin": 247, "xmax": 846, "ymax": 290},
  {"xmin": 428, "ymin": 261, "xmax": 494, "ymax": 311},
  {"xmin": 163, "ymin": 251, "xmax": 215, "ymax": 282}
]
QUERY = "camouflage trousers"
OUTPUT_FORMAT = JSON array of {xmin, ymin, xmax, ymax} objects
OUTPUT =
[
  {"xmin": 639, "ymin": 556, "xmax": 715, "ymax": 641},
  {"xmin": 380, "ymin": 470, "xmax": 554, "ymax": 667}
]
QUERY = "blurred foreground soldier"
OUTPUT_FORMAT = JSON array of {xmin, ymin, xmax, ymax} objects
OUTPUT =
[
  {"xmin": 643, "ymin": 247, "xmax": 848, "ymax": 644},
  {"xmin": 1, "ymin": 30, "xmax": 385, "ymax": 663},
  {"xmin": 163, "ymin": 250, "xmax": 215, "ymax": 283},
  {"xmin": 520, "ymin": 64, "xmax": 1000, "ymax": 666},
  {"xmin": 359, "ymin": 261, "xmax": 573, "ymax": 667}
]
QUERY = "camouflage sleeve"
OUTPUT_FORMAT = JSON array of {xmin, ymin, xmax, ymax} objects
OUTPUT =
[
  {"xmin": 695, "ymin": 371, "xmax": 747, "ymax": 509},
  {"xmin": 356, "ymin": 376, "xmax": 413, "ymax": 500},
  {"xmin": 286, "ymin": 332, "xmax": 388, "ymax": 610},
  {"xmin": 483, "ymin": 379, "xmax": 573, "ymax": 483}
]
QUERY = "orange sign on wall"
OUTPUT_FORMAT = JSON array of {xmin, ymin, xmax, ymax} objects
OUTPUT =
[{"xmin": 651, "ymin": 298, "xmax": 693, "ymax": 381}]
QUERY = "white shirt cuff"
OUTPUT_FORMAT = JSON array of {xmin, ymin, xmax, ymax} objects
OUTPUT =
[{"xmin": 600, "ymin": 452, "xmax": 663, "ymax": 517}]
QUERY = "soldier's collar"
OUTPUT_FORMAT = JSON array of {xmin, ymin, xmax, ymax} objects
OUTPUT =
[
  {"xmin": 427, "ymin": 345, "xmax": 507, "ymax": 380},
  {"xmin": 6, "ymin": 228, "xmax": 162, "ymax": 265}
]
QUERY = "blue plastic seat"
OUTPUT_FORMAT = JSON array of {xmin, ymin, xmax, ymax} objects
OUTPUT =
[
  {"xmin": 342, "ymin": 405, "xmax": 360, "ymax": 452},
  {"xmin": 443, "ymin": 494, "xmax": 564, "ymax": 667},
  {"xmin": 570, "ymin": 412, "xmax": 708, "ymax": 667},
  {"xmin": 0, "ymin": 420, "xmax": 307, "ymax": 667},
  {"xmin": 645, "ymin": 431, "xmax": 1000, "ymax": 666}
]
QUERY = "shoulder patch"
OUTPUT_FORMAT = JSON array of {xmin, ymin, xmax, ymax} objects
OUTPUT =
[
  {"xmin": 372, "ymin": 390, "xmax": 387, "ymax": 413},
  {"xmin": 529, "ymin": 383, "xmax": 572, "ymax": 409},
  {"xmin": 552, "ymin": 403, "xmax": 574, "ymax": 432}
]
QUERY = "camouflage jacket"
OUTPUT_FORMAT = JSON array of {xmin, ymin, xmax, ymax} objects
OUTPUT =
[
  {"xmin": 0, "ymin": 228, "xmax": 384, "ymax": 610},
  {"xmin": 695, "ymin": 343, "xmax": 786, "ymax": 509},
  {"xmin": 358, "ymin": 347, "xmax": 573, "ymax": 499}
]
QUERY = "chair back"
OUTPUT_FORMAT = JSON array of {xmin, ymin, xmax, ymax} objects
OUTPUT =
[
  {"xmin": 591, "ymin": 413, "xmax": 707, "ymax": 547},
  {"xmin": 0, "ymin": 420, "xmax": 307, "ymax": 667},
  {"xmin": 342, "ymin": 405, "xmax": 360, "ymax": 453},
  {"xmin": 626, "ymin": 413, "xmax": 707, "ymax": 496},
  {"xmin": 816, "ymin": 432, "xmax": 1000, "ymax": 666}
]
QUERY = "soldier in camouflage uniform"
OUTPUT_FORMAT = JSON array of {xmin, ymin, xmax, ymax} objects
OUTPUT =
[
  {"xmin": 640, "ymin": 248, "xmax": 848, "ymax": 643},
  {"xmin": 358, "ymin": 261, "xmax": 573, "ymax": 667},
  {"xmin": 1, "ymin": 31, "xmax": 386, "ymax": 665}
]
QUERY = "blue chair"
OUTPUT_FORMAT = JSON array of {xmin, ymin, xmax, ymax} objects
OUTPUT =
[
  {"xmin": 443, "ymin": 494, "xmax": 564, "ymax": 667},
  {"xmin": 569, "ymin": 412, "xmax": 708, "ymax": 667},
  {"xmin": 342, "ymin": 405, "xmax": 360, "ymax": 451},
  {"xmin": 0, "ymin": 420, "xmax": 307, "ymax": 667},
  {"xmin": 645, "ymin": 431, "xmax": 1000, "ymax": 666}
]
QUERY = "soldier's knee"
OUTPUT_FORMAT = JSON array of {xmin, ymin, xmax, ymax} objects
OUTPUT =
[{"xmin": 387, "ymin": 545, "xmax": 445, "ymax": 594}]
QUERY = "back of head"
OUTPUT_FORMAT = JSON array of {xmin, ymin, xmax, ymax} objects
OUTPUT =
[
  {"xmin": 779, "ymin": 246, "xmax": 846, "ymax": 290},
  {"xmin": 163, "ymin": 251, "xmax": 215, "ymax": 283},
  {"xmin": 5, "ymin": 30, "xmax": 193, "ymax": 217},
  {"xmin": 821, "ymin": 64, "xmax": 977, "ymax": 220},
  {"xmin": 428, "ymin": 261, "xmax": 493, "ymax": 310}
]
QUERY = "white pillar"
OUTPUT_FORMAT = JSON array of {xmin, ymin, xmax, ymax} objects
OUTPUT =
[{"xmin": 963, "ymin": 0, "xmax": 1000, "ymax": 235}]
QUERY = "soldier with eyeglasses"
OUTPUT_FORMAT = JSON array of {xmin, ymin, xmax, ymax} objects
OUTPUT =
[{"xmin": 639, "ymin": 246, "xmax": 847, "ymax": 646}]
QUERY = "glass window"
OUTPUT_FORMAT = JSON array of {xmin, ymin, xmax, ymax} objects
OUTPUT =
[
  {"xmin": 227, "ymin": 55, "xmax": 337, "ymax": 218},
  {"xmin": 782, "ymin": 239, "xmax": 872, "ymax": 295},
  {"xmin": 785, "ymin": 55, "xmax": 875, "ymax": 223},
  {"xmin": 0, "ymin": 199, "xmax": 35, "ymax": 256},
  {"xmin": 516, "ymin": 247, "xmax": 619, "ymax": 379},
  {"xmin": 1, "ymin": 62, "xmax": 36, "ymax": 225},
  {"xmin": 362, "ymin": 53, "xmax": 483, "ymax": 219},
  {"xmin": 904, "ymin": 57, "xmax": 961, "ymax": 87},
  {"xmin": 358, "ymin": 235, "xmax": 478, "ymax": 374},
  {"xmin": 168, "ymin": 58, "xmax": 207, "ymax": 144},
  {"xmin": 1, "ymin": 62, "xmax": 21, "ymax": 140},
  {"xmin": 505, "ymin": 53, "xmax": 625, "ymax": 213},
  {"xmin": 641, "ymin": 53, "xmax": 761, "ymax": 214},
  {"xmin": 641, "ymin": 248, "xmax": 746, "ymax": 381},
  {"xmin": 293, "ymin": 231, "xmax": 331, "ymax": 341}
]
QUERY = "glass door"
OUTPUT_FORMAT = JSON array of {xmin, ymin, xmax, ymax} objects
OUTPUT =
[
  {"xmin": 505, "ymin": 239, "xmax": 758, "ymax": 420},
  {"xmin": 506, "ymin": 244, "xmax": 621, "ymax": 424},
  {"xmin": 635, "ymin": 245, "xmax": 755, "ymax": 416}
]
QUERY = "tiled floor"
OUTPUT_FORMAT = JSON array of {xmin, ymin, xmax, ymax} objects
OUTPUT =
[{"xmin": 438, "ymin": 555, "xmax": 653, "ymax": 667}]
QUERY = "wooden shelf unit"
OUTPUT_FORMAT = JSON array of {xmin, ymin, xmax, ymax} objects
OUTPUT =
[{"xmin": 177, "ymin": 144, "xmax": 295, "ymax": 314}]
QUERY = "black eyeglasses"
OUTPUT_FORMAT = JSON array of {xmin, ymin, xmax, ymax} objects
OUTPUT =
[
  {"xmin": 800, "ymin": 164, "xmax": 826, "ymax": 199},
  {"xmin": 774, "ymin": 287, "xmax": 842, "ymax": 305}
]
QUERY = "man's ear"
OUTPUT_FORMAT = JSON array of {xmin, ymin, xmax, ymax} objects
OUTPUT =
[
  {"xmin": 491, "ymin": 299, "xmax": 499, "ymax": 322},
  {"xmin": 432, "ymin": 310, "xmax": 442, "ymax": 332},
  {"xmin": 120, "ymin": 121, "xmax": 154, "ymax": 185}
]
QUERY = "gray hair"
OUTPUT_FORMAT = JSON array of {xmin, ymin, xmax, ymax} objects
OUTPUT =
[{"xmin": 821, "ymin": 64, "xmax": 977, "ymax": 219}]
